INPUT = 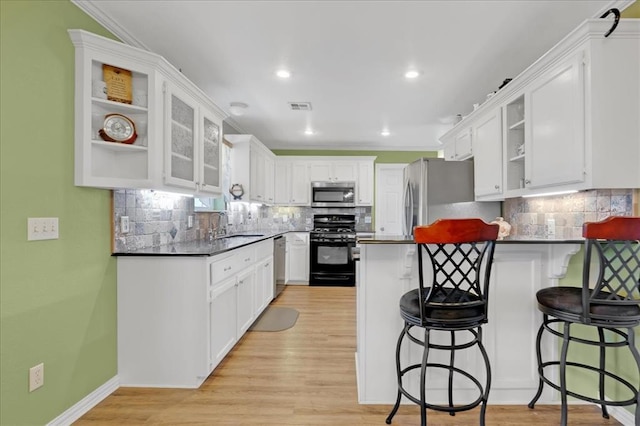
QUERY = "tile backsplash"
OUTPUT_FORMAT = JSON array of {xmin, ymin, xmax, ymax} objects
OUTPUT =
[
  {"xmin": 113, "ymin": 189, "xmax": 196, "ymax": 252},
  {"xmin": 113, "ymin": 189, "xmax": 372, "ymax": 252},
  {"xmin": 502, "ymin": 189, "xmax": 636, "ymax": 239},
  {"xmin": 114, "ymin": 188, "xmax": 636, "ymax": 250}
]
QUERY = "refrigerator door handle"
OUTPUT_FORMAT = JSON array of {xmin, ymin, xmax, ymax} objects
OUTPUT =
[
  {"xmin": 409, "ymin": 181, "xmax": 415, "ymax": 234},
  {"xmin": 403, "ymin": 179, "xmax": 414, "ymax": 236}
]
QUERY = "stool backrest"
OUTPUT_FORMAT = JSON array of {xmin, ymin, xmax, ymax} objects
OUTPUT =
[
  {"xmin": 582, "ymin": 216, "xmax": 640, "ymax": 325},
  {"xmin": 414, "ymin": 219, "xmax": 499, "ymax": 327}
]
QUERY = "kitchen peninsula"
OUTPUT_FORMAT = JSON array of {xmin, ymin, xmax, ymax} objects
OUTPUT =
[{"xmin": 355, "ymin": 234, "xmax": 582, "ymax": 405}]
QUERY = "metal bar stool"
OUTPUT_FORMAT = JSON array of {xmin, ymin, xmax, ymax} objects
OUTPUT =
[
  {"xmin": 528, "ymin": 216, "xmax": 640, "ymax": 425},
  {"xmin": 386, "ymin": 218, "xmax": 499, "ymax": 426}
]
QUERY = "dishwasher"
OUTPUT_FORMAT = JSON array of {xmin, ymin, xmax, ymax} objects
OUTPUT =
[{"xmin": 273, "ymin": 235, "xmax": 286, "ymax": 298}]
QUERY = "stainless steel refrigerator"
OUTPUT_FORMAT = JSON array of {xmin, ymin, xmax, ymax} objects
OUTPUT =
[{"xmin": 403, "ymin": 158, "xmax": 501, "ymax": 235}]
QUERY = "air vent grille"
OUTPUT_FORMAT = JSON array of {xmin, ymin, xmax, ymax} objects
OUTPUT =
[{"xmin": 288, "ymin": 102, "xmax": 312, "ymax": 111}]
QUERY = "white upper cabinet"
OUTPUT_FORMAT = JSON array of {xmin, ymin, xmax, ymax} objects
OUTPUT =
[
  {"xmin": 443, "ymin": 127, "xmax": 473, "ymax": 161},
  {"xmin": 164, "ymin": 82, "xmax": 198, "ymax": 190},
  {"xmin": 439, "ymin": 19, "xmax": 640, "ymax": 198},
  {"xmin": 357, "ymin": 160, "xmax": 374, "ymax": 205},
  {"xmin": 69, "ymin": 29, "xmax": 226, "ymax": 195},
  {"xmin": 525, "ymin": 51, "xmax": 585, "ymax": 190},
  {"xmin": 227, "ymin": 134, "xmax": 276, "ymax": 204},
  {"xmin": 199, "ymin": 107, "xmax": 223, "ymax": 194},
  {"xmin": 163, "ymin": 83, "xmax": 223, "ymax": 195},
  {"xmin": 309, "ymin": 161, "xmax": 357, "ymax": 182},
  {"xmin": 69, "ymin": 30, "xmax": 156, "ymax": 189},
  {"xmin": 275, "ymin": 159, "xmax": 310, "ymax": 205},
  {"xmin": 473, "ymin": 109, "xmax": 503, "ymax": 199}
]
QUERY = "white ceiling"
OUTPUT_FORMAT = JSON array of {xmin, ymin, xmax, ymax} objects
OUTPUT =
[{"xmin": 74, "ymin": 0, "xmax": 627, "ymax": 151}]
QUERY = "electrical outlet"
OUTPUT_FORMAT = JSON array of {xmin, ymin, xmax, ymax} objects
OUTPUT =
[
  {"xmin": 187, "ymin": 215, "xmax": 194, "ymax": 229},
  {"xmin": 29, "ymin": 363, "xmax": 44, "ymax": 392},
  {"xmin": 546, "ymin": 218, "xmax": 556, "ymax": 238},
  {"xmin": 27, "ymin": 218, "xmax": 59, "ymax": 241},
  {"xmin": 121, "ymin": 216, "xmax": 130, "ymax": 233}
]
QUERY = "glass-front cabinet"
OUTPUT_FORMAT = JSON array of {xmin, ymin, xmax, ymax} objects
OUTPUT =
[
  {"xmin": 165, "ymin": 84, "xmax": 197, "ymax": 190},
  {"xmin": 200, "ymin": 109, "xmax": 221, "ymax": 194},
  {"xmin": 164, "ymin": 82, "xmax": 223, "ymax": 194}
]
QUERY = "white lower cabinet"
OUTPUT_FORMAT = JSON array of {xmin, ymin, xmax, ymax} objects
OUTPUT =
[
  {"xmin": 210, "ymin": 275, "xmax": 237, "ymax": 366},
  {"xmin": 117, "ymin": 238, "xmax": 273, "ymax": 389},
  {"xmin": 255, "ymin": 256, "xmax": 274, "ymax": 314},
  {"xmin": 286, "ymin": 232, "xmax": 309, "ymax": 284},
  {"xmin": 236, "ymin": 268, "xmax": 256, "ymax": 336}
]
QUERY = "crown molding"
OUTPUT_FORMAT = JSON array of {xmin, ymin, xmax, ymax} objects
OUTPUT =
[{"xmin": 71, "ymin": 0, "xmax": 150, "ymax": 50}]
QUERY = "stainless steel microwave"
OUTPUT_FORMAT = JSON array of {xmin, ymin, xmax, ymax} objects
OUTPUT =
[{"xmin": 311, "ymin": 181, "xmax": 356, "ymax": 208}]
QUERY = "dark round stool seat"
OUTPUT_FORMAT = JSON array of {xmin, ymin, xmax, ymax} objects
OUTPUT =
[
  {"xmin": 400, "ymin": 288, "xmax": 485, "ymax": 328},
  {"xmin": 536, "ymin": 287, "xmax": 640, "ymax": 326}
]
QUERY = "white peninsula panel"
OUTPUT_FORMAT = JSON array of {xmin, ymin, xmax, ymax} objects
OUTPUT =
[{"xmin": 356, "ymin": 240, "xmax": 580, "ymax": 405}]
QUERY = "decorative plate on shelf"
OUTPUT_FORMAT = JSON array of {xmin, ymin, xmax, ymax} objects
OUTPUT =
[{"xmin": 99, "ymin": 113, "xmax": 137, "ymax": 144}]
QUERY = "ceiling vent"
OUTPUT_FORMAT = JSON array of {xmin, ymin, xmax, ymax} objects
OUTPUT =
[{"xmin": 288, "ymin": 102, "xmax": 312, "ymax": 111}]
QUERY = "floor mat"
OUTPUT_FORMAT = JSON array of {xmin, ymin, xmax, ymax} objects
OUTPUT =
[{"xmin": 248, "ymin": 306, "xmax": 299, "ymax": 332}]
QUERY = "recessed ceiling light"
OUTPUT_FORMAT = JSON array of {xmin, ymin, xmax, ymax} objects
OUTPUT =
[
  {"xmin": 380, "ymin": 130, "xmax": 391, "ymax": 137},
  {"xmin": 276, "ymin": 69, "xmax": 291, "ymax": 78},
  {"xmin": 304, "ymin": 128, "xmax": 315, "ymax": 136},
  {"xmin": 404, "ymin": 70, "xmax": 420, "ymax": 79}
]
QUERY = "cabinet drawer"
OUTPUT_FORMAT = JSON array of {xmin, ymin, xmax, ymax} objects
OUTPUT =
[
  {"xmin": 210, "ymin": 251, "xmax": 239, "ymax": 285},
  {"xmin": 255, "ymin": 239, "xmax": 273, "ymax": 259},
  {"xmin": 237, "ymin": 246, "xmax": 255, "ymax": 269},
  {"xmin": 287, "ymin": 232, "xmax": 309, "ymax": 245}
]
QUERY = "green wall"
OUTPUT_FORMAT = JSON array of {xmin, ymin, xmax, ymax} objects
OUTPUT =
[
  {"xmin": 0, "ymin": 2, "xmax": 118, "ymax": 424},
  {"xmin": 272, "ymin": 149, "xmax": 438, "ymax": 163}
]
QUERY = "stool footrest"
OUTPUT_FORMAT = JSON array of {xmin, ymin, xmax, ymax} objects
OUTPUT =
[
  {"xmin": 537, "ymin": 360, "xmax": 638, "ymax": 407},
  {"xmin": 397, "ymin": 362, "xmax": 485, "ymax": 412}
]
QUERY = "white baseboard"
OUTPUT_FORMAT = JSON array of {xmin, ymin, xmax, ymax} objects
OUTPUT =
[
  {"xmin": 609, "ymin": 405, "xmax": 635, "ymax": 426},
  {"xmin": 47, "ymin": 376, "xmax": 119, "ymax": 426}
]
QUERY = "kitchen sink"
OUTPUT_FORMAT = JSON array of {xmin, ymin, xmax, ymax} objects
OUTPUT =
[{"xmin": 221, "ymin": 234, "xmax": 264, "ymax": 239}]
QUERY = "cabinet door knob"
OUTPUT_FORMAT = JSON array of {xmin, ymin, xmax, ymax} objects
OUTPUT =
[
  {"xmin": 525, "ymin": 179, "xmax": 531, "ymax": 185},
  {"xmin": 494, "ymin": 185, "xmax": 500, "ymax": 189}
]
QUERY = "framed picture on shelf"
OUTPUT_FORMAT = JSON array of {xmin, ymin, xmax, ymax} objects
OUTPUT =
[{"xmin": 103, "ymin": 64, "xmax": 132, "ymax": 104}]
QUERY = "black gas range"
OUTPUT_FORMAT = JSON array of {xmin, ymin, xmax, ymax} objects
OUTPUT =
[{"xmin": 309, "ymin": 214, "xmax": 357, "ymax": 286}]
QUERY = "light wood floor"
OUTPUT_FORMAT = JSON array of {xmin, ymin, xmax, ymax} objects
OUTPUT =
[{"xmin": 76, "ymin": 286, "xmax": 622, "ymax": 425}]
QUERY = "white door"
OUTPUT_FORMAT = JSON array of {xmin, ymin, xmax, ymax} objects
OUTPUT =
[{"xmin": 375, "ymin": 164, "xmax": 405, "ymax": 235}]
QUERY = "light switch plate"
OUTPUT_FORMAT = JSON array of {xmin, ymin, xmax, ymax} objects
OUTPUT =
[{"xmin": 28, "ymin": 218, "xmax": 59, "ymax": 241}]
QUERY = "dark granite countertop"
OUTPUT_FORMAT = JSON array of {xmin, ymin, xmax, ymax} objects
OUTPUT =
[
  {"xmin": 357, "ymin": 234, "xmax": 583, "ymax": 244},
  {"xmin": 113, "ymin": 230, "xmax": 294, "ymax": 257}
]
